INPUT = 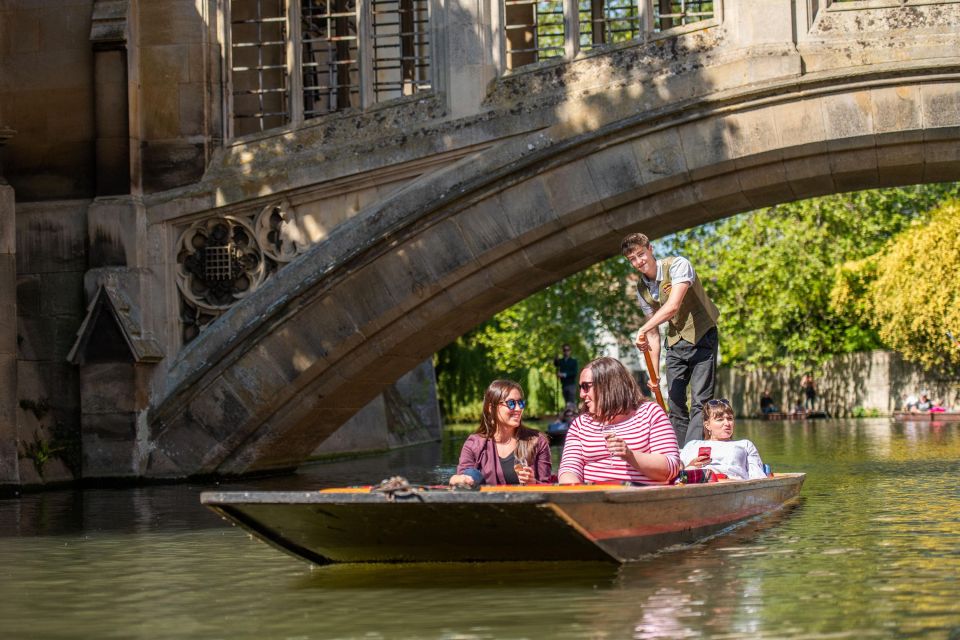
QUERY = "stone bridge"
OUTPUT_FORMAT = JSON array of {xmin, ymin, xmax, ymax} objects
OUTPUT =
[{"xmin": 4, "ymin": 0, "xmax": 960, "ymax": 482}]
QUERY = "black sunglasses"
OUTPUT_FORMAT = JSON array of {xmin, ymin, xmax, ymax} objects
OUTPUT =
[
  {"xmin": 500, "ymin": 399, "xmax": 526, "ymax": 410},
  {"xmin": 579, "ymin": 381, "xmax": 594, "ymax": 392},
  {"xmin": 705, "ymin": 398, "xmax": 731, "ymax": 407}
]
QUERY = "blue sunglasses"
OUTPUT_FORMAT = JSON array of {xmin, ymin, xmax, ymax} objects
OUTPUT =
[{"xmin": 500, "ymin": 399, "xmax": 526, "ymax": 410}]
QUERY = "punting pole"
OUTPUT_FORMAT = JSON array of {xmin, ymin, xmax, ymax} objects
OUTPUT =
[{"xmin": 637, "ymin": 333, "xmax": 668, "ymax": 413}]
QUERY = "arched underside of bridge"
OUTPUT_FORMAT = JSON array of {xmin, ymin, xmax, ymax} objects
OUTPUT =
[{"xmin": 146, "ymin": 71, "xmax": 960, "ymax": 477}]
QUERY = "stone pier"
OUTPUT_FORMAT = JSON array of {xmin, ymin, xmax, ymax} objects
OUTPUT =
[{"xmin": 0, "ymin": 127, "xmax": 17, "ymax": 485}]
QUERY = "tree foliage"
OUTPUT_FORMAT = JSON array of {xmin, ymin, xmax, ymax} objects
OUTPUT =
[
  {"xmin": 435, "ymin": 258, "xmax": 642, "ymax": 420},
  {"xmin": 830, "ymin": 199, "xmax": 960, "ymax": 371},
  {"xmin": 661, "ymin": 184, "xmax": 960, "ymax": 369}
]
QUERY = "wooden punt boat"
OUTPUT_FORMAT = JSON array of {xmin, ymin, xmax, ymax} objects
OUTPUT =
[
  {"xmin": 892, "ymin": 411, "xmax": 960, "ymax": 422},
  {"xmin": 201, "ymin": 473, "xmax": 805, "ymax": 565}
]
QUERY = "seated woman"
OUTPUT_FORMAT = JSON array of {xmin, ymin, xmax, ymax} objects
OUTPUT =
[
  {"xmin": 557, "ymin": 357, "xmax": 681, "ymax": 485},
  {"xmin": 680, "ymin": 399, "xmax": 769, "ymax": 480},
  {"xmin": 448, "ymin": 379, "xmax": 551, "ymax": 487}
]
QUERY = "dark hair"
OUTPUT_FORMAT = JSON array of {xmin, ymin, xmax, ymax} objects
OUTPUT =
[
  {"xmin": 620, "ymin": 233, "xmax": 651, "ymax": 256},
  {"xmin": 581, "ymin": 357, "xmax": 646, "ymax": 422},
  {"xmin": 475, "ymin": 379, "xmax": 544, "ymax": 464}
]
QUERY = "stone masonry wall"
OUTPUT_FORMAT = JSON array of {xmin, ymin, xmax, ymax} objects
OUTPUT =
[
  {"xmin": 14, "ymin": 201, "xmax": 89, "ymax": 484},
  {"xmin": 718, "ymin": 350, "xmax": 960, "ymax": 418}
]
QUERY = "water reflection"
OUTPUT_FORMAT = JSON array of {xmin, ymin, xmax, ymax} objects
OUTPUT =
[{"xmin": 2, "ymin": 419, "xmax": 959, "ymax": 639}]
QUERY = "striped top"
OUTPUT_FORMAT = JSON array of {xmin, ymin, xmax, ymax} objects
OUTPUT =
[{"xmin": 558, "ymin": 402, "xmax": 682, "ymax": 484}]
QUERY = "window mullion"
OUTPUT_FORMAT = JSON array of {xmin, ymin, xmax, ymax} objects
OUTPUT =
[
  {"xmin": 564, "ymin": 0, "xmax": 580, "ymax": 58},
  {"xmin": 288, "ymin": 0, "xmax": 305, "ymax": 125},
  {"xmin": 359, "ymin": 0, "xmax": 375, "ymax": 108}
]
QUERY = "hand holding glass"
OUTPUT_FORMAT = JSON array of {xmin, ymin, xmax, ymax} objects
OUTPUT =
[{"xmin": 514, "ymin": 456, "xmax": 531, "ymax": 484}]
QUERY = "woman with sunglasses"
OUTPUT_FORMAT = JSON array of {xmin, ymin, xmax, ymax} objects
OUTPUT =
[
  {"xmin": 680, "ymin": 399, "xmax": 768, "ymax": 480},
  {"xmin": 558, "ymin": 357, "xmax": 681, "ymax": 485},
  {"xmin": 448, "ymin": 379, "xmax": 552, "ymax": 487}
]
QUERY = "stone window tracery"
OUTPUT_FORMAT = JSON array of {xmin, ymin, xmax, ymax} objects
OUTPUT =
[
  {"xmin": 228, "ymin": 0, "xmax": 432, "ymax": 137},
  {"xmin": 176, "ymin": 202, "xmax": 310, "ymax": 344}
]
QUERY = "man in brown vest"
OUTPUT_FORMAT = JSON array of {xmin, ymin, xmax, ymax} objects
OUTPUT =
[{"xmin": 622, "ymin": 233, "xmax": 720, "ymax": 445}]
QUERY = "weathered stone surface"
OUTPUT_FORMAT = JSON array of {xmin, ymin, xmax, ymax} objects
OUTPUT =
[
  {"xmin": 584, "ymin": 143, "xmax": 648, "ymax": 210},
  {"xmin": 80, "ymin": 362, "xmax": 136, "ymax": 414},
  {"xmin": 0, "ymin": 354, "xmax": 18, "ymax": 484},
  {"xmin": 15, "ymin": 202, "xmax": 88, "ymax": 274}
]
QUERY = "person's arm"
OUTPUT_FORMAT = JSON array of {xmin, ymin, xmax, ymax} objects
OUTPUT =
[
  {"xmin": 606, "ymin": 406, "xmax": 681, "ymax": 482},
  {"xmin": 557, "ymin": 420, "xmax": 585, "ymax": 484},
  {"xmin": 533, "ymin": 435, "xmax": 552, "ymax": 483},
  {"xmin": 449, "ymin": 436, "xmax": 479, "ymax": 486},
  {"xmin": 744, "ymin": 441, "xmax": 768, "ymax": 479},
  {"xmin": 635, "ymin": 281, "xmax": 691, "ymax": 344}
]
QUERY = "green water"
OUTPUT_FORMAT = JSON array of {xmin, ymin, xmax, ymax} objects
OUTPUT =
[{"xmin": 2, "ymin": 419, "xmax": 959, "ymax": 639}]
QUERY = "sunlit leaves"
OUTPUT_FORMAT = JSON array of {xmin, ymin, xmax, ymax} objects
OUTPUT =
[{"xmin": 832, "ymin": 200, "xmax": 960, "ymax": 371}]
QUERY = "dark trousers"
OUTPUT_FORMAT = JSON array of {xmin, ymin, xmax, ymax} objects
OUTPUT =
[
  {"xmin": 561, "ymin": 383, "xmax": 578, "ymax": 406},
  {"xmin": 665, "ymin": 327, "xmax": 719, "ymax": 446}
]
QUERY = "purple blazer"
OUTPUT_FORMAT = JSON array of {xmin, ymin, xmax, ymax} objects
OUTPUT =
[{"xmin": 456, "ymin": 432, "xmax": 552, "ymax": 485}]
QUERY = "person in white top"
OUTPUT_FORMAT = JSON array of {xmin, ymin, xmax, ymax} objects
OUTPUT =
[{"xmin": 679, "ymin": 398, "xmax": 769, "ymax": 480}]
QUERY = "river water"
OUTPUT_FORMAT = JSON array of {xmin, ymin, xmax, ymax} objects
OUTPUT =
[{"xmin": 2, "ymin": 418, "xmax": 959, "ymax": 639}]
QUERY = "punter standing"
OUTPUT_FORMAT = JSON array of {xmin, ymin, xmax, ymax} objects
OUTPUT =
[{"xmin": 622, "ymin": 233, "xmax": 720, "ymax": 446}]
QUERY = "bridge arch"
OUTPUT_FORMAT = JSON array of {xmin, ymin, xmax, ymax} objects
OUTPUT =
[{"xmin": 147, "ymin": 70, "xmax": 960, "ymax": 476}]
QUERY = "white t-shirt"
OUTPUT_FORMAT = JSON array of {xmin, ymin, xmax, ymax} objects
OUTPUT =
[{"xmin": 680, "ymin": 439, "xmax": 767, "ymax": 480}]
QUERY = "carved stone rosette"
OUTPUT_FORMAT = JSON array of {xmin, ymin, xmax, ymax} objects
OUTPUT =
[{"xmin": 176, "ymin": 202, "xmax": 309, "ymax": 344}]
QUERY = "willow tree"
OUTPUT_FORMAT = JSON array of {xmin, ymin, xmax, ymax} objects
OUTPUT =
[{"xmin": 831, "ymin": 199, "xmax": 960, "ymax": 370}]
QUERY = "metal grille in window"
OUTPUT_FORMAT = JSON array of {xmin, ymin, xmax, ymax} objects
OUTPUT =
[
  {"xmin": 231, "ymin": 0, "xmax": 290, "ymax": 136},
  {"xmin": 578, "ymin": 0, "xmax": 640, "ymax": 52},
  {"xmin": 503, "ymin": 0, "xmax": 565, "ymax": 70},
  {"xmin": 371, "ymin": 0, "xmax": 432, "ymax": 101},
  {"xmin": 652, "ymin": 0, "xmax": 713, "ymax": 32},
  {"xmin": 204, "ymin": 244, "xmax": 242, "ymax": 280},
  {"xmin": 302, "ymin": 0, "xmax": 361, "ymax": 117}
]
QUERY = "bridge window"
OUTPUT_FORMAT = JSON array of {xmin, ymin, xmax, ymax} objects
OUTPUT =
[
  {"xmin": 229, "ymin": 0, "xmax": 432, "ymax": 137},
  {"xmin": 503, "ymin": 0, "xmax": 716, "ymax": 70},
  {"xmin": 580, "ymin": 0, "xmax": 642, "ymax": 52},
  {"xmin": 652, "ymin": 0, "xmax": 714, "ymax": 32},
  {"xmin": 504, "ymin": 0, "xmax": 566, "ymax": 68}
]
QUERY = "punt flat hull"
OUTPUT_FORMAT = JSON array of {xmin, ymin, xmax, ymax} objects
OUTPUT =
[
  {"xmin": 202, "ymin": 473, "xmax": 804, "ymax": 565},
  {"xmin": 893, "ymin": 411, "xmax": 960, "ymax": 422}
]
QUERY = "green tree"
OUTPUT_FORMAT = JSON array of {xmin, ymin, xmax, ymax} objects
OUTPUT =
[
  {"xmin": 831, "ymin": 199, "xmax": 960, "ymax": 371},
  {"xmin": 435, "ymin": 257, "xmax": 642, "ymax": 420},
  {"xmin": 661, "ymin": 184, "xmax": 960, "ymax": 368}
]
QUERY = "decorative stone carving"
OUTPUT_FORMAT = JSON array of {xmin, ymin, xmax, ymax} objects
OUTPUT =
[
  {"xmin": 255, "ymin": 200, "xmax": 308, "ymax": 263},
  {"xmin": 176, "ymin": 216, "xmax": 266, "ymax": 342},
  {"xmin": 176, "ymin": 203, "xmax": 310, "ymax": 343}
]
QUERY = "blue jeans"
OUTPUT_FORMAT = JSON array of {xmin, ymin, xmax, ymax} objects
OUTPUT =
[{"xmin": 462, "ymin": 468, "xmax": 484, "ymax": 488}]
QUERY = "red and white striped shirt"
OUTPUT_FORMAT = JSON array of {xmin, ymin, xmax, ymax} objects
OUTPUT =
[{"xmin": 558, "ymin": 402, "xmax": 681, "ymax": 484}]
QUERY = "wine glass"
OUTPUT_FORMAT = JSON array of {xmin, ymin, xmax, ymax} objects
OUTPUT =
[
  {"xmin": 514, "ymin": 451, "xmax": 530, "ymax": 483},
  {"xmin": 602, "ymin": 423, "xmax": 618, "ymax": 458}
]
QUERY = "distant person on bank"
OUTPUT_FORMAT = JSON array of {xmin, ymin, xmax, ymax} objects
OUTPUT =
[
  {"xmin": 554, "ymin": 344, "xmax": 579, "ymax": 407},
  {"xmin": 558, "ymin": 357, "xmax": 681, "ymax": 485},
  {"xmin": 680, "ymin": 399, "xmax": 770, "ymax": 480},
  {"xmin": 760, "ymin": 389, "xmax": 779, "ymax": 415},
  {"xmin": 449, "ymin": 380, "xmax": 551, "ymax": 487},
  {"xmin": 800, "ymin": 374, "xmax": 817, "ymax": 412},
  {"xmin": 622, "ymin": 233, "xmax": 721, "ymax": 446}
]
